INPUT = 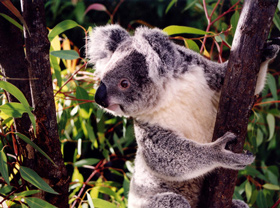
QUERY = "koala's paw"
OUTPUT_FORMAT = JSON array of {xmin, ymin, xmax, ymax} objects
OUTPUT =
[
  {"xmin": 214, "ymin": 132, "xmax": 255, "ymax": 170},
  {"xmin": 262, "ymin": 39, "xmax": 280, "ymax": 62},
  {"xmin": 232, "ymin": 199, "xmax": 249, "ymax": 208},
  {"xmin": 213, "ymin": 132, "xmax": 237, "ymax": 150}
]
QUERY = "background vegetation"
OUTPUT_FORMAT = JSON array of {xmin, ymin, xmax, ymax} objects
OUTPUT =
[{"xmin": 0, "ymin": 0, "xmax": 279, "ymax": 207}]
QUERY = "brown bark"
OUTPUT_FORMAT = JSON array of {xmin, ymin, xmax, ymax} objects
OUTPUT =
[
  {"xmin": 199, "ymin": 0, "xmax": 278, "ymax": 207},
  {"xmin": 0, "ymin": 4, "xmax": 35, "ymax": 170},
  {"xmin": 0, "ymin": 2, "xmax": 69, "ymax": 207},
  {"xmin": 21, "ymin": 1, "xmax": 69, "ymax": 206}
]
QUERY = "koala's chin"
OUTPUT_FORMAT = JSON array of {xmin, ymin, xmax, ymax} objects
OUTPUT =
[{"xmin": 105, "ymin": 104, "xmax": 124, "ymax": 117}]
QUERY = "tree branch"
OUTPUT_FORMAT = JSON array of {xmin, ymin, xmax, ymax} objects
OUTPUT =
[{"xmin": 199, "ymin": 0, "xmax": 278, "ymax": 207}]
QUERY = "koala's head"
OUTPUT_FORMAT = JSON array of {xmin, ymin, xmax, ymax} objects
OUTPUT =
[{"xmin": 87, "ymin": 25, "xmax": 179, "ymax": 117}]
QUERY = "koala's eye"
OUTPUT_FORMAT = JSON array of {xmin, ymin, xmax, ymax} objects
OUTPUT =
[{"xmin": 119, "ymin": 79, "xmax": 130, "ymax": 90}]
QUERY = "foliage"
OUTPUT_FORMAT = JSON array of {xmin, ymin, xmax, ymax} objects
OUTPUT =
[{"xmin": 0, "ymin": 0, "xmax": 279, "ymax": 207}]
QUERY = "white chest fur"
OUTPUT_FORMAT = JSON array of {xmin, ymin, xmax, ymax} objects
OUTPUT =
[{"xmin": 138, "ymin": 66, "xmax": 219, "ymax": 144}]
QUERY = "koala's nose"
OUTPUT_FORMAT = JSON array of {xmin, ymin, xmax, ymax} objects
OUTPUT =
[{"xmin": 95, "ymin": 82, "xmax": 109, "ymax": 108}]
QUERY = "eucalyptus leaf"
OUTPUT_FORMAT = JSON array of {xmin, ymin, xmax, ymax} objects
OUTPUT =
[
  {"xmin": 0, "ymin": 149, "xmax": 10, "ymax": 185},
  {"xmin": 266, "ymin": 73, "xmax": 277, "ymax": 102},
  {"xmin": 182, "ymin": 0, "xmax": 198, "ymax": 13},
  {"xmin": 25, "ymin": 197, "xmax": 57, "ymax": 208},
  {"xmin": 263, "ymin": 183, "xmax": 280, "ymax": 190},
  {"xmin": 92, "ymin": 198, "xmax": 117, "ymax": 208},
  {"xmin": 0, "ymin": 13, "xmax": 23, "ymax": 31},
  {"xmin": 50, "ymin": 50, "xmax": 80, "ymax": 60},
  {"xmin": 0, "ymin": 81, "xmax": 36, "ymax": 134},
  {"xmin": 165, "ymin": 0, "xmax": 177, "ymax": 14},
  {"xmin": 19, "ymin": 166, "xmax": 59, "ymax": 195},
  {"xmin": 273, "ymin": 14, "xmax": 280, "ymax": 31},
  {"xmin": 245, "ymin": 181, "xmax": 252, "ymax": 201},
  {"xmin": 15, "ymin": 132, "xmax": 57, "ymax": 167},
  {"xmin": 0, "ymin": 102, "xmax": 32, "ymax": 118},
  {"xmin": 48, "ymin": 20, "xmax": 79, "ymax": 42},
  {"xmin": 87, "ymin": 192, "xmax": 95, "ymax": 208},
  {"xmin": 163, "ymin": 25, "xmax": 208, "ymax": 36},
  {"xmin": 256, "ymin": 191, "xmax": 267, "ymax": 208},
  {"xmin": 184, "ymin": 39, "xmax": 199, "ymax": 53},
  {"xmin": 74, "ymin": 158, "xmax": 100, "ymax": 167},
  {"xmin": 266, "ymin": 114, "xmax": 275, "ymax": 141},
  {"xmin": 15, "ymin": 190, "xmax": 40, "ymax": 197},
  {"xmin": 49, "ymin": 47, "xmax": 62, "ymax": 87}
]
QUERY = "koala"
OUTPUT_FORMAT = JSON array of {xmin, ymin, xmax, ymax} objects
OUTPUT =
[{"xmin": 87, "ymin": 25, "xmax": 279, "ymax": 208}]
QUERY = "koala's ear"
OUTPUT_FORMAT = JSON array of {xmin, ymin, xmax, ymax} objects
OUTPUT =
[
  {"xmin": 135, "ymin": 27, "xmax": 176, "ymax": 70},
  {"xmin": 87, "ymin": 25, "xmax": 130, "ymax": 65}
]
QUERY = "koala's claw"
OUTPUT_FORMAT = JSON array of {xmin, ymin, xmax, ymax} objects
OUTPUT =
[
  {"xmin": 213, "ymin": 132, "xmax": 255, "ymax": 170},
  {"xmin": 262, "ymin": 41, "xmax": 280, "ymax": 62},
  {"xmin": 214, "ymin": 132, "xmax": 237, "ymax": 149}
]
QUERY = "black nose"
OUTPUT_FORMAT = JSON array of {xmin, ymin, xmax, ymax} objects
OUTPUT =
[{"xmin": 95, "ymin": 82, "xmax": 109, "ymax": 108}]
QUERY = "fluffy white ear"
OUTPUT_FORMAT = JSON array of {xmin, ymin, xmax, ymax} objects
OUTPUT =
[
  {"xmin": 87, "ymin": 25, "xmax": 130, "ymax": 68},
  {"xmin": 134, "ymin": 27, "xmax": 177, "ymax": 73}
]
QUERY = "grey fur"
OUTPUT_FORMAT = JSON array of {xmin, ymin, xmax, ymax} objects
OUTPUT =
[{"xmin": 88, "ymin": 25, "xmax": 279, "ymax": 208}]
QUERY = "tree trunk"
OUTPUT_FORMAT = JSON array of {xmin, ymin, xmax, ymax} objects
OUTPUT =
[
  {"xmin": 199, "ymin": 0, "xmax": 278, "ymax": 207},
  {"xmin": 21, "ymin": 1, "xmax": 69, "ymax": 206},
  {"xmin": 0, "ymin": 1, "xmax": 69, "ymax": 207},
  {"xmin": 0, "ymin": 5, "xmax": 34, "ymax": 166}
]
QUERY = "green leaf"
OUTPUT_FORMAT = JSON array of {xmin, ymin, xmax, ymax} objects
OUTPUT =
[
  {"xmin": 184, "ymin": 39, "xmax": 199, "ymax": 53},
  {"xmin": 263, "ymin": 183, "xmax": 280, "ymax": 190},
  {"xmin": 245, "ymin": 181, "xmax": 252, "ymax": 201},
  {"xmin": 19, "ymin": 166, "xmax": 59, "ymax": 195},
  {"xmin": 87, "ymin": 192, "xmax": 95, "ymax": 208},
  {"xmin": 15, "ymin": 132, "xmax": 57, "ymax": 167},
  {"xmin": 49, "ymin": 47, "xmax": 62, "ymax": 87},
  {"xmin": 273, "ymin": 13, "xmax": 280, "ymax": 31},
  {"xmin": 0, "ymin": 102, "xmax": 32, "ymax": 118},
  {"xmin": 97, "ymin": 186, "xmax": 119, "ymax": 200},
  {"xmin": 25, "ymin": 197, "xmax": 57, "ymax": 208},
  {"xmin": 163, "ymin": 25, "xmax": 208, "ymax": 36},
  {"xmin": 165, "ymin": 0, "xmax": 177, "ymax": 14},
  {"xmin": 0, "ymin": 81, "xmax": 36, "ymax": 135},
  {"xmin": 230, "ymin": 10, "xmax": 240, "ymax": 35},
  {"xmin": 113, "ymin": 134, "xmax": 124, "ymax": 155},
  {"xmin": 250, "ymin": 189, "xmax": 258, "ymax": 205},
  {"xmin": 92, "ymin": 198, "xmax": 117, "ymax": 208},
  {"xmin": 70, "ymin": 167, "xmax": 84, "ymax": 198},
  {"xmin": 50, "ymin": 50, "xmax": 80, "ymax": 60},
  {"xmin": 123, "ymin": 175, "xmax": 130, "ymax": 199},
  {"xmin": 266, "ymin": 73, "xmax": 278, "ymax": 102},
  {"xmin": 74, "ymin": 158, "xmax": 100, "ymax": 167},
  {"xmin": 256, "ymin": 190, "xmax": 267, "ymax": 208},
  {"xmin": 256, "ymin": 128, "xmax": 263, "ymax": 147},
  {"xmin": 15, "ymin": 190, "xmax": 41, "ymax": 197},
  {"xmin": 0, "ymin": 13, "xmax": 23, "ymax": 31},
  {"xmin": 85, "ymin": 122, "xmax": 96, "ymax": 146},
  {"xmin": 266, "ymin": 114, "xmax": 275, "ymax": 141},
  {"xmin": 240, "ymin": 166, "xmax": 267, "ymax": 181},
  {"xmin": 182, "ymin": 0, "xmax": 198, "ymax": 13},
  {"xmin": 76, "ymin": 86, "xmax": 92, "ymax": 119},
  {"xmin": 0, "ymin": 149, "xmax": 10, "ymax": 185},
  {"xmin": 48, "ymin": 20, "xmax": 79, "ymax": 42}
]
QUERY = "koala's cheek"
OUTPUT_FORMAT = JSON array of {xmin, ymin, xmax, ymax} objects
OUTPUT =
[{"xmin": 95, "ymin": 82, "xmax": 109, "ymax": 108}]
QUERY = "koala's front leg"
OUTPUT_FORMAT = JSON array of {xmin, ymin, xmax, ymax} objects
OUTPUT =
[
  {"xmin": 145, "ymin": 192, "xmax": 190, "ymax": 208},
  {"xmin": 136, "ymin": 123, "xmax": 254, "ymax": 181},
  {"xmin": 232, "ymin": 199, "xmax": 250, "ymax": 208}
]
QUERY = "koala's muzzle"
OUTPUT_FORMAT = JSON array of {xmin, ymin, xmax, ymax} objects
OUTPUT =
[{"xmin": 95, "ymin": 82, "xmax": 109, "ymax": 108}]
